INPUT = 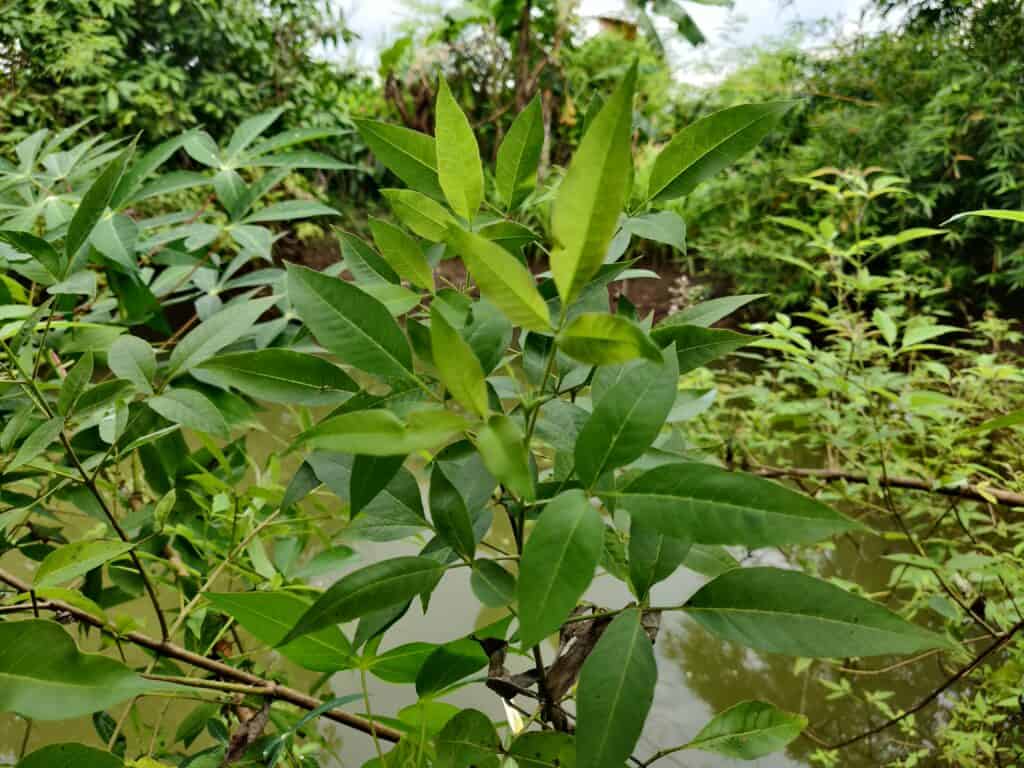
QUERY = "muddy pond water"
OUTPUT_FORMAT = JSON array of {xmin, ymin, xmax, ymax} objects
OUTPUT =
[{"xmin": 0, "ymin": 406, "xmax": 950, "ymax": 767}]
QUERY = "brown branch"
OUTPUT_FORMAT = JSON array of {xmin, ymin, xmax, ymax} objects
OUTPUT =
[
  {"xmin": 0, "ymin": 568, "xmax": 402, "ymax": 744},
  {"xmin": 750, "ymin": 464, "xmax": 1024, "ymax": 508}
]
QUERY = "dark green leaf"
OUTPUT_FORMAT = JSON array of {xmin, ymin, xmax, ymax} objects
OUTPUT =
[
  {"xmin": 149, "ymin": 389, "xmax": 229, "ymax": 438},
  {"xmin": 435, "ymin": 709, "xmax": 500, "ymax": 768},
  {"xmin": 66, "ymin": 145, "xmax": 134, "ymax": 259},
  {"xmin": 430, "ymin": 463, "xmax": 477, "ymax": 559},
  {"xmin": 107, "ymin": 335, "xmax": 155, "ymax": 394},
  {"xmin": 415, "ymin": 637, "xmax": 489, "ymax": 696},
  {"xmin": 470, "ymin": 559, "xmax": 516, "ymax": 607},
  {"xmin": 58, "ymin": 351, "xmax": 94, "ymax": 415},
  {"xmin": 18, "ymin": 744, "xmax": 122, "ymax": 768},
  {"xmin": 351, "ymin": 455, "xmax": 406, "ymax": 517},
  {"xmin": 629, "ymin": 523, "xmax": 691, "ymax": 600},
  {"xmin": 650, "ymin": 324, "xmax": 753, "ymax": 374},
  {"xmin": 198, "ymin": 349, "xmax": 357, "ymax": 405}
]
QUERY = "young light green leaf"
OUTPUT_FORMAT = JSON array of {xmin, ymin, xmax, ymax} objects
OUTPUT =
[
  {"xmin": 623, "ymin": 211, "xmax": 686, "ymax": 251},
  {"xmin": 381, "ymin": 188, "xmax": 455, "ymax": 242},
  {"xmin": 609, "ymin": 463, "xmax": 860, "ymax": 547},
  {"xmin": 873, "ymin": 308, "xmax": 898, "ymax": 346},
  {"xmin": 243, "ymin": 199, "xmax": 340, "ymax": 224},
  {"xmin": 0, "ymin": 620, "xmax": 166, "ymax": 720},
  {"xmin": 286, "ymin": 262, "xmax": 414, "ymax": 380},
  {"xmin": 557, "ymin": 312, "xmax": 661, "ymax": 365},
  {"xmin": 434, "ymin": 709, "xmax": 500, "ymax": 768},
  {"xmin": 431, "ymin": 304, "xmax": 489, "ymax": 417},
  {"xmin": 35, "ymin": 540, "xmax": 136, "ymax": 588},
  {"xmin": 369, "ymin": 217, "xmax": 434, "ymax": 290},
  {"xmin": 551, "ymin": 63, "xmax": 636, "ymax": 302},
  {"xmin": 517, "ymin": 489, "xmax": 603, "ymax": 649},
  {"xmin": 107, "ymin": 335, "xmax": 155, "ymax": 394},
  {"xmin": 198, "ymin": 349, "xmax": 357, "ymax": 405},
  {"xmin": 353, "ymin": 119, "xmax": 442, "ymax": 197},
  {"xmin": 301, "ymin": 408, "xmax": 467, "ymax": 456},
  {"xmin": 435, "ymin": 78, "xmax": 484, "ymax": 220},
  {"xmin": 19, "ymin": 744, "xmax": 123, "ymax": 768},
  {"xmin": 166, "ymin": 297, "xmax": 275, "ymax": 379},
  {"xmin": 686, "ymin": 700, "xmax": 807, "ymax": 760},
  {"xmin": 576, "ymin": 609, "xmax": 657, "ymax": 768},
  {"xmin": 496, "ymin": 94, "xmax": 544, "ymax": 209},
  {"xmin": 476, "ymin": 414, "xmax": 534, "ymax": 501},
  {"xmin": 206, "ymin": 591, "xmax": 353, "ymax": 673},
  {"xmin": 282, "ymin": 556, "xmax": 446, "ymax": 643},
  {"xmin": 648, "ymin": 102, "xmax": 797, "ymax": 202},
  {"xmin": 429, "ymin": 463, "xmax": 477, "ymax": 560},
  {"xmin": 446, "ymin": 226, "xmax": 551, "ymax": 332},
  {"xmin": 575, "ymin": 350, "xmax": 678, "ymax": 488},
  {"xmin": 470, "ymin": 559, "xmax": 516, "ymax": 608},
  {"xmin": 149, "ymin": 389, "xmax": 229, "ymax": 438},
  {"xmin": 58, "ymin": 351, "xmax": 94, "ymax": 415},
  {"xmin": 650, "ymin": 324, "xmax": 753, "ymax": 373},
  {"xmin": 684, "ymin": 566, "xmax": 953, "ymax": 656},
  {"xmin": 658, "ymin": 294, "xmax": 765, "ymax": 328},
  {"xmin": 942, "ymin": 209, "xmax": 1024, "ymax": 225},
  {"xmin": 338, "ymin": 230, "xmax": 401, "ymax": 284}
]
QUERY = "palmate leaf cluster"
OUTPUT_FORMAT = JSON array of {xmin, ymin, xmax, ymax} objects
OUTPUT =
[{"xmin": 0, "ymin": 66, "xmax": 957, "ymax": 768}]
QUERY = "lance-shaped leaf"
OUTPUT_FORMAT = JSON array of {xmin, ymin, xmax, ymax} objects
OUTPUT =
[
  {"xmin": 0, "ymin": 231, "xmax": 64, "ymax": 285},
  {"xmin": 659, "ymin": 294, "xmax": 765, "ymax": 328},
  {"xmin": 338, "ymin": 230, "xmax": 400, "ymax": 284},
  {"xmin": 369, "ymin": 217, "xmax": 434, "ymax": 290},
  {"xmin": 350, "ymin": 455, "xmax": 405, "ymax": 517},
  {"xmin": 354, "ymin": 119, "xmax": 442, "ymax": 197},
  {"xmin": 943, "ymin": 208, "xmax": 1024, "ymax": 225},
  {"xmin": 575, "ymin": 350, "xmax": 678, "ymax": 488},
  {"xmin": 650, "ymin": 324, "xmax": 753, "ymax": 374},
  {"xmin": 648, "ymin": 101, "xmax": 797, "ymax": 202},
  {"xmin": 282, "ymin": 556, "xmax": 446, "ymax": 643},
  {"xmin": 286, "ymin": 262, "xmax": 414, "ymax": 380},
  {"xmin": 496, "ymin": 94, "xmax": 544, "ymax": 209},
  {"xmin": 686, "ymin": 700, "xmax": 807, "ymax": 760},
  {"xmin": 431, "ymin": 304, "xmax": 489, "ymax": 417},
  {"xmin": 684, "ymin": 566, "xmax": 953, "ymax": 657},
  {"xmin": 551, "ymin": 63, "xmax": 636, "ymax": 302},
  {"xmin": 629, "ymin": 523, "xmax": 691, "ymax": 600},
  {"xmin": 476, "ymin": 414, "xmax": 534, "ymax": 501},
  {"xmin": 446, "ymin": 226, "xmax": 550, "ymax": 332},
  {"xmin": 301, "ymin": 408, "xmax": 468, "ymax": 456},
  {"xmin": 430, "ymin": 462, "xmax": 477, "ymax": 560},
  {"xmin": 35, "ymin": 540, "xmax": 136, "ymax": 589},
  {"xmin": 107, "ymin": 335, "xmax": 155, "ymax": 394},
  {"xmin": 471, "ymin": 559, "xmax": 516, "ymax": 607},
  {"xmin": 166, "ymin": 297, "xmax": 275, "ymax": 379},
  {"xmin": 517, "ymin": 490, "xmax": 603, "ymax": 649},
  {"xmin": 576, "ymin": 609, "xmax": 656, "ymax": 768},
  {"xmin": 66, "ymin": 143, "xmax": 134, "ymax": 260},
  {"xmin": 19, "ymin": 744, "xmax": 123, "ymax": 768},
  {"xmin": 206, "ymin": 591, "xmax": 353, "ymax": 673},
  {"xmin": 381, "ymin": 188, "xmax": 455, "ymax": 242},
  {"xmin": 608, "ymin": 463, "xmax": 860, "ymax": 547},
  {"xmin": 0, "ymin": 620, "xmax": 167, "ymax": 720},
  {"xmin": 58, "ymin": 351, "xmax": 94, "ymax": 415},
  {"xmin": 557, "ymin": 312, "xmax": 661, "ymax": 365},
  {"xmin": 7, "ymin": 416, "xmax": 64, "ymax": 472},
  {"xmin": 149, "ymin": 389, "xmax": 229, "ymax": 438},
  {"xmin": 435, "ymin": 78, "xmax": 484, "ymax": 220},
  {"xmin": 198, "ymin": 349, "xmax": 357, "ymax": 405}
]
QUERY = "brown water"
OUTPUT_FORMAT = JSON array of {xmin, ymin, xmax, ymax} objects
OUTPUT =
[{"xmin": 0, "ymin": 407, "xmax": 949, "ymax": 768}]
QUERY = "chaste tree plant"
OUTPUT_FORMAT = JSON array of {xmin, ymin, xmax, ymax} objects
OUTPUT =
[{"xmin": 0, "ymin": 66, "xmax": 956, "ymax": 767}]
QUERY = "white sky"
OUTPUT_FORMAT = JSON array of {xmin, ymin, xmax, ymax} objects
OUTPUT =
[{"xmin": 332, "ymin": 0, "xmax": 877, "ymax": 84}]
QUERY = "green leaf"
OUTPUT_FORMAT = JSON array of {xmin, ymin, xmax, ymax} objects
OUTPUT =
[
  {"xmin": 415, "ymin": 637, "xmax": 489, "ymax": 696},
  {"xmin": 0, "ymin": 619, "xmax": 164, "ymax": 720},
  {"xmin": 434, "ymin": 709, "xmax": 499, "ymax": 768},
  {"xmin": 34, "ymin": 540, "xmax": 135, "ymax": 588},
  {"xmin": 198, "ymin": 349, "xmax": 357, "ymax": 405},
  {"xmin": 476, "ymin": 414, "xmax": 534, "ymax": 501},
  {"xmin": 901, "ymin": 323, "xmax": 960, "ymax": 349},
  {"xmin": 648, "ymin": 102, "xmax": 797, "ymax": 202},
  {"xmin": 350, "ymin": 455, "xmax": 405, "ymax": 517},
  {"xmin": 517, "ymin": 489, "xmax": 603, "ymax": 649},
  {"xmin": 551, "ymin": 63, "xmax": 636, "ymax": 302},
  {"xmin": 354, "ymin": 119, "xmax": 442, "ymax": 197},
  {"xmin": 686, "ymin": 700, "xmax": 807, "ymax": 760},
  {"xmin": 339, "ymin": 230, "xmax": 400, "ymax": 285},
  {"xmin": 58, "ymin": 351, "xmax": 94, "ymax": 415},
  {"xmin": 608, "ymin": 463, "xmax": 860, "ymax": 547},
  {"xmin": 66, "ymin": 144, "xmax": 134, "ymax": 259},
  {"xmin": 381, "ymin": 188, "xmax": 455, "ymax": 242},
  {"xmin": 575, "ymin": 351, "xmax": 678, "ymax": 488},
  {"xmin": 7, "ymin": 416, "xmax": 64, "ymax": 472},
  {"xmin": 430, "ymin": 463, "xmax": 477, "ymax": 559},
  {"xmin": 243, "ymin": 199, "xmax": 340, "ymax": 223},
  {"xmin": 659, "ymin": 294, "xmax": 765, "ymax": 328},
  {"xmin": 107, "ymin": 335, "xmax": 155, "ymax": 394},
  {"xmin": 302, "ymin": 408, "xmax": 467, "ymax": 456},
  {"xmin": 18, "ymin": 744, "xmax": 123, "ymax": 768},
  {"xmin": 282, "ymin": 556, "xmax": 446, "ymax": 643},
  {"xmin": 683, "ymin": 544, "xmax": 739, "ymax": 578},
  {"xmin": 943, "ymin": 209, "xmax": 1024, "ymax": 225},
  {"xmin": 576, "ymin": 609, "xmax": 656, "ymax": 768},
  {"xmin": 508, "ymin": 732, "xmax": 576, "ymax": 768},
  {"xmin": 369, "ymin": 217, "xmax": 434, "ymax": 290},
  {"xmin": 496, "ymin": 94, "xmax": 544, "ymax": 209},
  {"xmin": 431, "ymin": 304, "xmax": 489, "ymax": 417},
  {"xmin": 684, "ymin": 566, "xmax": 953, "ymax": 656},
  {"xmin": 206, "ymin": 591, "xmax": 353, "ymax": 673},
  {"xmin": 623, "ymin": 211, "xmax": 686, "ymax": 251},
  {"xmin": 435, "ymin": 78, "xmax": 484, "ymax": 220},
  {"xmin": 0, "ymin": 231, "xmax": 64, "ymax": 285},
  {"xmin": 446, "ymin": 226, "xmax": 551, "ymax": 332},
  {"xmin": 557, "ymin": 313, "xmax": 661, "ymax": 365},
  {"xmin": 286, "ymin": 263, "xmax": 414, "ymax": 380},
  {"xmin": 149, "ymin": 389, "xmax": 229, "ymax": 438},
  {"xmin": 629, "ymin": 523, "xmax": 690, "ymax": 600},
  {"xmin": 368, "ymin": 642, "xmax": 435, "ymax": 683},
  {"xmin": 166, "ymin": 297, "xmax": 275, "ymax": 380},
  {"xmin": 650, "ymin": 324, "xmax": 753, "ymax": 373},
  {"xmin": 470, "ymin": 559, "xmax": 516, "ymax": 607}
]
